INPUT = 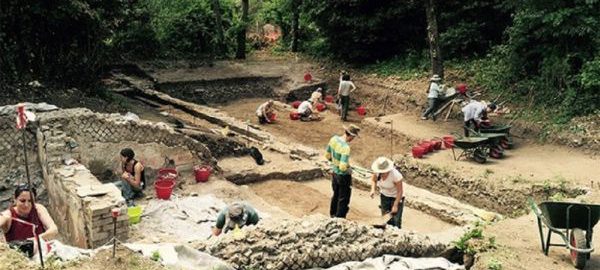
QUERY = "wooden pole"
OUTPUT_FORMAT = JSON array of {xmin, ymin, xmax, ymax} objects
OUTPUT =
[{"xmin": 22, "ymin": 129, "xmax": 44, "ymax": 268}]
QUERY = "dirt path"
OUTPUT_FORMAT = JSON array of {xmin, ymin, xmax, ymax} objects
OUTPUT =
[
  {"xmin": 249, "ymin": 179, "xmax": 455, "ymax": 234},
  {"xmin": 366, "ymin": 113, "xmax": 600, "ymax": 187}
]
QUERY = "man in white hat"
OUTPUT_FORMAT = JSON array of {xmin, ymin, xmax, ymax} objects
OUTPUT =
[
  {"xmin": 421, "ymin": 74, "xmax": 443, "ymax": 120},
  {"xmin": 325, "ymin": 124, "xmax": 360, "ymax": 218},
  {"xmin": 369, "ymin": 156, "xmax": 404, "ymax": 228}
]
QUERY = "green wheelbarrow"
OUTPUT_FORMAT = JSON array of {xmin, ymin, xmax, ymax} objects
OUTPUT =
[
  {"xmin": 529, "ymin": 198, "xmax": 600, "ymax": 269},
  {"xmin": 450, "ymin": 137, "xmax": 491, "ymax": 164},
  {"xmin": 479, "ymin": 124, "xmax": 514, "ymax": 149}
]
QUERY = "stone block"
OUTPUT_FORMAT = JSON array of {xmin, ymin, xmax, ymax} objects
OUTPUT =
[{"xmin": 90, "ymin": 231, "xmax": 109, "ymax": 241}]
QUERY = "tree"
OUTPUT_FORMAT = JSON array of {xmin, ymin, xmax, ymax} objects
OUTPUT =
[
  {"xmin": 425, "ymin": 0, "xmax": 443, "ymax": 78},
  {"xmin": 236, "ymin": 0, "xmax": 249, "ymax": 59},
  {"xmin": 211, "ymin": 0, "xmax": 226, "ymax": 56},
  {"xmin": 290, "ymin": 0, "xmax": 301, "ymax": 52}
]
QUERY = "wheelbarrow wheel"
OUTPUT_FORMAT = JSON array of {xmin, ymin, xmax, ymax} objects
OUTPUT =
[
  {"xmin": 570, "ymin": 228, "xmax": 588, "ymax": 269},
  {"xmin": 473, "ymin": 149, "xmax": 487, "ymax": 164}
]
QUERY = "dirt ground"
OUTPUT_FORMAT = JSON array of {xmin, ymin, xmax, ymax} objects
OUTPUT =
[
  {"xmin": 249, "ymin": 179, "xmax": 455, "ymax": 234},
  {"xmin": 218, "ymin": 98, "xmax": 413, "ymax": 168}
]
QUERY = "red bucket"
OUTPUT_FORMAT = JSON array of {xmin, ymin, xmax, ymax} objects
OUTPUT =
[
  {"xmin": 268, "ymin": 113, "xmax": 277, "ymax": 122},
  {"xmin": 443, "ymin": 135, "xmax": 455, "ymax": 149},
  {"xmin": 419, "ymin": 141, "xmax": 433, "ymax": 153},
  {"xmin": 194, "ymin": 165, "xmax": 212, "ymax": 183},
  {"xmin": 412, "ymin": 146, "xmax": 426, "ymax": 158},
  {"xmin": 431, "ymin": 139, "xmax": 442, "ymax": 150},
  {"xmin": 155, "ymin": 180, "xmax": 175, "ymax": 200},
  {"xmin": 316, "ymin": 103, "xmax": 326, "ymax": 112},
  {"xmin": 304, "ymin": 72, "xmax": 312, "ymax": 82},
  {"xmin": 357, "ymin": 105, "xmax": 367, "ymax": 116},
  {"xmin": 289, "ymin": 111, "xmax": 300, "ymax": 120},
  {"xmin": 157, "ymin": 168, "xmax": 178, "ymax": 181},
  {"xmin": 291, "ymin": 101, "xmax": 302, "ymax": 109},
  {"xmin": 325, "ymin": 95, "xmax": 334, "ymax": 103}
]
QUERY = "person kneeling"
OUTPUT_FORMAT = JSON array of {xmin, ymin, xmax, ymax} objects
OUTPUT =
[
  {"xmin": 0, "ymin": 184, "xmax": 58, "ymax": 257},
  {"xmin": 256, "ymin": 100, "xmax": 275, "ymax": 124},
  {"xmin": 212, "ymin": 202, "xmax": 260, "ymax": 236},
  {"xmin": 369, "ymin": 157, "xmax": 404, "ymax": 228},
  {"xmin": 115, "ymin": 148, "xmax": 146, "ymax": 206},
  {"xmin": 297, "ymin": 100, "xmax": 320, "ymax": 122}
]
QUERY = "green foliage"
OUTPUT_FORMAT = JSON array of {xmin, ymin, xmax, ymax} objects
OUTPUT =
[
  {"xmin": 454, "ymin": 222, "xmax": 497, "ymax": 255},
  {"xmin": 487, "ymin": 258, "xmax": 503, "ymax": 270},
  {"xmin": 150, "ymin": 250, "xmax": 161, "ymax": 262},
  {"xmin": 361, "ymin": 50, "xmax": 429, "ymax": 79},
  {"xmin": 0, "ymin": 0, "xmax": 127, "ymax": 85}
]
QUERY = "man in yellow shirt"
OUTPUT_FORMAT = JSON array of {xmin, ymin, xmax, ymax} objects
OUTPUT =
[{"xmin": 325, "ymin": 124, "xmax": 360, "ymax": 218}]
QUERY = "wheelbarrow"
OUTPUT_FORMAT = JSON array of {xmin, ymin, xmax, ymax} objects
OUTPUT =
[
  {"xmin": 479, "ymin": 124, "xmax": 513, "ymax": 149},
  {"xmin": 450, "ymin": 137, "xmax": 490, "ymax": 164},
  {"xmin": 529, "ymin": 198, "xmax": 600, "ymax": 269},
  {"xmin": 465, "ymin": 128, "xmax": 507, "ymax": 159}
]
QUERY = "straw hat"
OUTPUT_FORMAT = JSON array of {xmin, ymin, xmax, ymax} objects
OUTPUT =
[
  {"xmin": 430, "ymin": 74, "xmax": 442, "ymax": 81},
  {"xmin": 343, "ymin": 124, "xmax": 361, "ymax": 137},
  {"xmin": 371, "ymin": 156, "xmax": 394, "ymax": 174}
]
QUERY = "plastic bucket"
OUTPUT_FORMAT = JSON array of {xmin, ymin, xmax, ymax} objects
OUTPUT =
[
  {"xmin": 289, "ymin": 111, "xmax": 300, "ymax": 120},
  {"xmin": 304, "ymin": 72, "xmax": 312, "ymax": 82},
  {"xmin": 194, "ymin": 165, "xmax": 212, "ymax": 183},
  {"xmin": 412, "ymin": 146, "xmax": 425, "ymax": 158},
  {"xmin": 442, "ymin": 135, "xmax": 455, "ymax": 149},
  {"xmin": 419, "ymin": 141, "xmax": 432, "ymax": 153},
  {"xmin": 128, "ymin": 206, "xmax": 142, "ymax": 224},
  {"xmin": 292, "ymin": 101, "xmax": 302, "ymax": 109},
  {"xmin": 157, "ymin": 168, "xmax": 178, "ymax": 181},
  {"xmin": 432, "ymin": 139, "xmax": 442, "ymax": 150},
  {"xmin": 155, "ymin": 180, "xmax": 175, "ymax": 200},
  {"xmin": 357, "ymin": 106, "xmax": 367, "ymax": 116},
  {"xmin": 325, "ymin": 95, "xmax": 334, "ymax": 103},
  {"xmin": 316, "ymin": 103, "xmax": 326, "ymax": 112},
  {"xmin": 268, "ymin": 113, "xmax": 277, "ymax": 122}
]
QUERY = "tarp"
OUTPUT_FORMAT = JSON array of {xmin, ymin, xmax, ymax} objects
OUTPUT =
[
  {"xmin": 138, "ymin": 195, "xmax": 227, "ymax": 242},
  {"xmin": 312, "ymin": 255, "xmax": 464, "ymax": 270},
  {"xmin": 124, "ymin": 243, "xmax": 233, "ymax": 270}
]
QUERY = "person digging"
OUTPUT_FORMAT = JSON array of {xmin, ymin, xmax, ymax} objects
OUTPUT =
[
  {"xmin": 421, "ymin": 74, "xmax": 443, "ymax": 121},
  {"xmin": 325, "ymin": 124, "xmax": 360, "ymax": 218},
  {"xmin": 297, "ymin": 100, "xmax": 321, "ymax": 121},
  {"xmin": 461, "ymin": 100, "xmax": 497, "ymax": 137},
  {"xmin": 114, "ymin": 148, "xmax": 146, "ymax": 206},
  {"xmin": 369, "ymin": 157, "xmax": 404, "ymax": 229},
  {"xmin": 256, "ymin": 99, "xmax": 275, "ymax": 124},
  {"xmin": 212, "ymin": 202, "xmax": 260, "ymax": 236}
]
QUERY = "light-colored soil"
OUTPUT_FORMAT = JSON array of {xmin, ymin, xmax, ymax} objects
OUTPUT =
[
  {"xmin": 366, "ymin": 113, "xmax": 600, "ymax": 188},
  {"xmin": 218, "ymin": 98, "xmax": 413, "ymax": 168},
  {"xmin": 249, "ymin": 179, "xmax": 456, "ymax": 234},
  {"xmin": 474, "ymin": 214, "xmax": 600, "ymax": 270}
]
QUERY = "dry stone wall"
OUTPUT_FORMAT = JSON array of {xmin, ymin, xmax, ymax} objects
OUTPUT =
[
  {"xmin": 36, "ymin": 108, "xmax": 217, "ymax": 169},
  {"xmin": 157, "ymin": 77, "xmax": 281, "ymax": 105},
  {"xmin": 197, "ymin": 217, "xmax": 448, "ymax": 270}
]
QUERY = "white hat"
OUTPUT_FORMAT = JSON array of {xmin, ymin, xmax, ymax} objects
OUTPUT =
[
  {"xmin": 371, "ymin": 156, "xmax": 394, "ymax": 174},
  {"xmin": 343, "ymin": 124, "xmax": 361, "ymax": 137},
  {"xmin": 430, "ymin": 74, "xmax": 442, "ymax": 81}
]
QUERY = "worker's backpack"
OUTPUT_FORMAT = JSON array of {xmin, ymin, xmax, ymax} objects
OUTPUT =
[{"xmin": 249, "ymin": 146, "xmax": 264, "ymax": 165}]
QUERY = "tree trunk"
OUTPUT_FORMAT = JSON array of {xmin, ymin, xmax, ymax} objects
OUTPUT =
[
  {"xmin": 210, "ymin": 0, "xmax": 225, "ymax": 56},
  {"xmin": 425, "ymin": 0, "xmax": 443, "ymax": 78},
  {"xmin": 236, "ymin": 0, "xmax": 249, "ymax": 59},
  {"xmin": 290, "ymin": 0, "xmax": 301, "ymax": 52}
]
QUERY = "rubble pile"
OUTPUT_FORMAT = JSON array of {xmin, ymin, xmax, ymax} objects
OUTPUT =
[{"xmin": 198, "ymin": 216, "xmax": 448, "ymax": 270}]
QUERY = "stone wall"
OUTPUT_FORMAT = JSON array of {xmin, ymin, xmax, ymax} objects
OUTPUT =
[
  {"xmin": 196, "ymin": 217, "xmax": 448, "ymax": 270},
  {"xmin": 30, "ymin": 108, "xmax": 219, "ymax": 248},
  {"xmin": 48, "ymin": 165, "xmax": 128, "ymax": 248},
  {"xmin": 157, "ymin": 77, "xmax": 281, "ymax": 105}
]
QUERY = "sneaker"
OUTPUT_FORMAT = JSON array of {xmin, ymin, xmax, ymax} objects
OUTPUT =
[{"xmin": 420, "ymin": 116, "xmax": 427, "ymax": 120}]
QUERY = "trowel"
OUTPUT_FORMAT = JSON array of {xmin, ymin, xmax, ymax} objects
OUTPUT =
[{"xmin": 373, "ymin": 213, "xmax": 393, "ymax": 229}]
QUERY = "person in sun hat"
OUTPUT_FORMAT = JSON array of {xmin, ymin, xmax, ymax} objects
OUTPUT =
[
  {"xmin": 421, "ymin": 74, "xmax": 443, "ymax": 121},
  {"xmin": 325, "ymin": 124, "xmax": 360, "ymax": 218},
  {"xmin": 369, "ymin": 156, "xmax": 404, "ymax": 228},
  {"xmin": 212, "ymin": 202, "xmax": 260, "ymax": 236},
  {"xmin": 461, "ymin": 100, "xmax": 497, "ymax": 137}
]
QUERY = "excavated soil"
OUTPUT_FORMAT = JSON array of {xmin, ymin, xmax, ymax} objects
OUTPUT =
[{"xmin": 249, "ymin": 179, "xmax": 455, "ymax": 234}]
